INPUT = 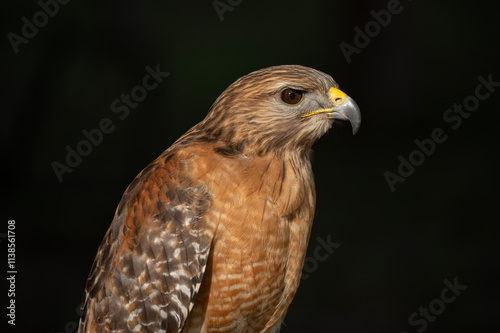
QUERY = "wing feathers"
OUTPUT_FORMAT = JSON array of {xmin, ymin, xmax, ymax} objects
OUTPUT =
[{"xmin": 79, "ymin": 152, "xmax": 214, "ymax": 333}]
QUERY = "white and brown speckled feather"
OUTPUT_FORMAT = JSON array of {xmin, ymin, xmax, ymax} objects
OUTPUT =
[{"xmin": 79, "ymin": 150, "xmax": 217, "ymax": 333}]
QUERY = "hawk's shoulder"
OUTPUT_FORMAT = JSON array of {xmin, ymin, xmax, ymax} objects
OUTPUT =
[{"xmin": 79, "ymin": 145, "xmax": 216, "ymax": 333}]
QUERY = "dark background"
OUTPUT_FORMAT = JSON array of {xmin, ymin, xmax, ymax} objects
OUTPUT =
[{"xmin": 2, "ymin": 0, "xmax": 499, "ymax": 332}]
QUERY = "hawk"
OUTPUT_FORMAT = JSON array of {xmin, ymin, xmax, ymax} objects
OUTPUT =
[{"xmin": 78, "ymin": 65, "xmax": 361, "ymax": 333}]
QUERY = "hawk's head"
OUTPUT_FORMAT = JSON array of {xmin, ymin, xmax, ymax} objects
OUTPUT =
[{"xmin": 200, "ymin": 65, "xmax": 361, "ymax": 156}]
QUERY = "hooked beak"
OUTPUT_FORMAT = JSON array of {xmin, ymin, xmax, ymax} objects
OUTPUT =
[
  {"xmin": 301, "ymin": 87, "xmax": 361, "ymax": 135},
  {"xmin": 328, "ymin": 87, "xmax": 361, "ymax": 135}
]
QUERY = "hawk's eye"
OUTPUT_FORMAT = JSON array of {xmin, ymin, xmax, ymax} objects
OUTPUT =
[{"xmin": 280, "ymin": 88, "xmax": 304, "ymax": 105}]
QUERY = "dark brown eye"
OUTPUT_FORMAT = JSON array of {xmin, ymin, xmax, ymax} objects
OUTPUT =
[{"xmin": 280, "ymin": 88, "xmax": 304, "ymax": 105}]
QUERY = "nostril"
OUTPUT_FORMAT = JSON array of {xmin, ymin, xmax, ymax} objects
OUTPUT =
[{"xmin": 334, "ymin": 97, "xmax": 343, "ymax": 104}]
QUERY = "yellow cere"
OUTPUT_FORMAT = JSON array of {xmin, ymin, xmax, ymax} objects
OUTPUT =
[
  {"xmin": 329, "ymin": 87, "xmax": 346, "ymax": 105},
  {"xmin": 300, "ymin": 87, "xmax": 347, "ymax": 118}
]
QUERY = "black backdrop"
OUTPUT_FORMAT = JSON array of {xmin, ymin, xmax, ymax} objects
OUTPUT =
[{"xmin": 2, "ymin": 0, "xmax": 499, "ymax": 332}]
